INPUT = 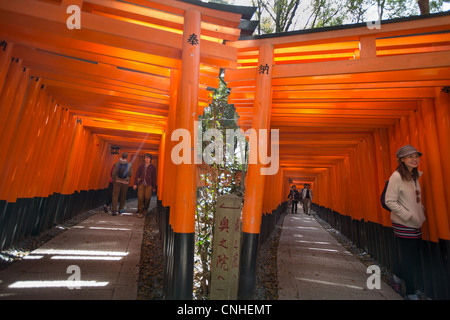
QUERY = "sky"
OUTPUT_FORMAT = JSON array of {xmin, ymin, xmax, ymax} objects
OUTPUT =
[
  {"xmin": 228, "ymin": 0, "xmax": 450, "ymax": 20},
  {"xmin": 224, "ymin": 0, "xmax": 450, "ymax": 31},
  {"xmin": 228, "ymin": 0, "xmax": 377, "ymax": 30},
  {"xmin": 229, "ymin": 0, "xmax": 450, "ymax": 10}
]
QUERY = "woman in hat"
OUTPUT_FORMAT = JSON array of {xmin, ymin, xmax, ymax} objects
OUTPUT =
[{"xmin": 385, "ymin": 145, "xmax": 426, "ymax": 300}]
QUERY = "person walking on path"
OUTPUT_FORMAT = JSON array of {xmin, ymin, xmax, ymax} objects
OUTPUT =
[
  {"xmin": 385, "ymin": 145, "xmax": 426, "ymax": 300},
  {"xmin": 133, "ymin": 153, "xmax": 157, "ymax": 218},
  {"xmin": 103, "ymin": 163, "xmax": 115, "ymax": 213},
  {"xmin": 301, "ymin": 184, "xmax": 313, "ymax": 215},
  {"xmin": 287, "ymin": 185, "xmax": 301, "ymax": 214},
  {"xmin": 111, "ymin": 152, "xmax": 133, "ymax": 216}
]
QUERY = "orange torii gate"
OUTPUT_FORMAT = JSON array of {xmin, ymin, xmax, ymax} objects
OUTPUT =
[
  {"xmin": 225, "ymin": 12, "xmax": 450, "ymax": 299},
  {"xmin": 1, "ymin": 0, "xmax": 450, "ymax": 300},
  {"xmin": 0, "ymin": 0, "xmax": 254, "ymax": 300}
]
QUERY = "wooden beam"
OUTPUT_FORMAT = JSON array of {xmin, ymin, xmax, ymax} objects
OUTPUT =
[
  {"xmin": 81, "ymin": 117, "xmax": 164, "ymax": 134},
  {"xmin": 0, "ymin": 0, "xmax": 238, "ymax": 66},
  {"xmin": 272, "ymin": 51, "xmax": 450, "ymax": 78},
  {"xmin": 125, "ymin": 0, "xmax": 242, "ymax": 28},
  {"xmin": 227, "ymin": 14, "xmax": 450, "ymax": 49}
]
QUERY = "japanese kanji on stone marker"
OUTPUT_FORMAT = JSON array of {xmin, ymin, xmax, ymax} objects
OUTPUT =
[{"xmin": 210, "ymin": 194, "xmax": 242, "ymax": 300}]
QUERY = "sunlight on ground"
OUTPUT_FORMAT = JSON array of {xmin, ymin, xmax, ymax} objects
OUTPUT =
[
  {"xmin": 21, "ymin": 249, "xmax": 129, "ymax": 261},
  {"xmin": 33, "ymin": 249, "xmax": 128, "ymax": 256},
  {"xmin": 8, "ymin": 280, "xmax": 109, "ymax": 289},
  {"xmin": 296, "ymin": 277, "xmax": 364, "ymax": 290}
]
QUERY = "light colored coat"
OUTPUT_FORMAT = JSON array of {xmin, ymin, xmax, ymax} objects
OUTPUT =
[
  {"xmin": 301, "ymin": 188, "xmax": 313, "ymax": 202},
  {"xmin": 385, "ymin": 171, "xmax": 426, "ymax": 228}
]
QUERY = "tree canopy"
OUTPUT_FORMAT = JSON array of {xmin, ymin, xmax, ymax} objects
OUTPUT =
[{"xmin": 226, "ymin": 0, "xmax": 448, "ymax": 34}]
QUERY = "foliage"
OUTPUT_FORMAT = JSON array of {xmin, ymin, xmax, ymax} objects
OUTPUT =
[
  {"xmin": 193, "ymin": 70, "xmax": 246, "ymax": 299},
  {"xmin": 305, "ymin": 0, "xmax": 345, "ymax": 29},
  {"xmin": 255, "ymin": 0, "xmax": 303, "ymax": 33},
  {"xmin": 248, "ymin": 0, "xmax": 447, "ymax": 33}
]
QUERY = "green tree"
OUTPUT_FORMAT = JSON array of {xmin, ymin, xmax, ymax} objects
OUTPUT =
[
  {"xmin": 193, "ymin": 70, "xmax": 246, "ymax": 299},
  {"xmin": 253, "ymin": 0, "xmax": 303, "ymax": 33},
  {"xmin": 305, "ymin": 0, "xmax": 345, "ymax": 28},
  {"xmin": 247, "ymin": 0, "xmax": 446, "ymax": 33},
  {"xmin": 344, "ymin": 0, "xmax": 372, "ymax": 23}
]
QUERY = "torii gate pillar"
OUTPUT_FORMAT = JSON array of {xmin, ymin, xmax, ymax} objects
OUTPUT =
[
  {"xmin": 238, "ymin": 42, "xmax": 274, "ymax": 300},
  {"xmin": 170, "ymin": 8, "xmax": 201, "ymax": 300}
]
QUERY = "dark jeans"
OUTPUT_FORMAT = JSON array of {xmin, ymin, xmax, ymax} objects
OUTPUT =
[
  {"xmin": 395, "ymin": 237, "xmax": 423, "ymax": 295},
  {"xmin": 105, "ymin": 182, "xmax": 113, "ymax": 207},
  {"xmin": 291, "ymin": 201, "xmax": 298, "ymax": 213}
]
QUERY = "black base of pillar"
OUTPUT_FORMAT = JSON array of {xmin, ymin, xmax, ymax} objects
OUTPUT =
[
  {"xmin": 238, "ymin": 232, "xmax": 259, "ymax": 300},
  {"xmin": 171, "ymin": 232, "xmax": 195, "ymax": 300}
]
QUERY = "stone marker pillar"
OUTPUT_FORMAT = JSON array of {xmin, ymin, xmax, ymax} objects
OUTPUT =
[{"xmin": 210, "ymin": 194, "xmax": 242, "ymax": 300}]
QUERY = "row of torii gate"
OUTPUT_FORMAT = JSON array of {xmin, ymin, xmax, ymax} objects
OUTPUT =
[{"xmin": 0, "ymin": 0, "xmax": 449, "ymax": 299}]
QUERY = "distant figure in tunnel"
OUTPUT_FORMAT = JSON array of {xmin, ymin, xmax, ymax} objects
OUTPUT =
[
  {"xmin": 111, "ymin": 152, "xmax": 133, "ymax": 216},
  {"xmin": 385, "ymin": 145, "xmax": 426, "ymax": 300},
  {"xmin": 103, "ymin": 163, "xmax": 115, "ymax": 214},
  {"xmin": 133, "ymin": 153, "xmax": 157, "ymax": 218},
  {"xmin": 287, "ymin": 185, "xmax": 300, "ymax": 214},
  {"xmin": 301, "ymin": 184, "xmax": 313, "ymax": 215}
]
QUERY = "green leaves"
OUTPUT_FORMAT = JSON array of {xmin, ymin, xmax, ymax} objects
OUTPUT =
[{"xmin": 194, "ymin": 70, "xmax": 246, "ymax": 299}]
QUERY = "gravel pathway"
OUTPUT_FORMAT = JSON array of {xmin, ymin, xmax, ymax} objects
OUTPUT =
[
  {"xmin": 136, "ymin": 207, "xmax": 286, "ymax": 300},
  {"xmin": 136, "ymin": 207, "xmax": 164, "ymax": 300}
]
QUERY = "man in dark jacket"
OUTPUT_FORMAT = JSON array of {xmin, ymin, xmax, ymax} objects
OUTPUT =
[
  {"xmin": 287, "ymin": 185, "xmax": 301, "ymax": 214},
  {"xmin": 133, "ymin": 153, "xmax": 157, "ymax": 218}
]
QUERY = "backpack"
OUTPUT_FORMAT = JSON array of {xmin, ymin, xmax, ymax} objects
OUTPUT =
[
  {"xmin": 380, "ymin": 180, "xmax": 391, "ymax": 212},
  {"xmin": 117, "ymin": 163, "xmax": 129, "ymax": 179}
]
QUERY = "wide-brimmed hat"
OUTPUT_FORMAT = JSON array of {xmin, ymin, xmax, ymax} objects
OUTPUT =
[{"xmin": 396, "ymin": 145, "xmax": 422, "ymax": 159}]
